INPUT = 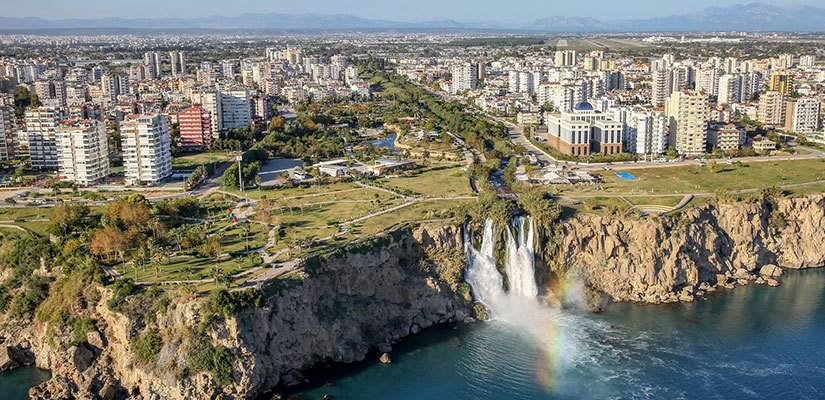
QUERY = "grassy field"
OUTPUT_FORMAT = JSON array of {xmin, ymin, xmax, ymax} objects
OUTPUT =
[
  {"xmin": 220, "ymin": 222, "xmax": 270, "ymax": 254},
  {"xmin": 380, "ymin": 166, "xmax": 473, "ymax": 197},
  {"xmin": 226, "ymin": 182, "xmax": 363, "ymax": 201},
  {"xmin": 624, "ymin": 196, "xmax": 685, "ymax": 207},
  {"xmin": 130, "ymin": 253, "xmax": 262, "ymax": 283},
  {"xmin": 348, "ymin": 199, "xmax": 471, "ymax": 238},
  {"xmin": 599, "ymin": 159, "xmax": 825, "ymax": 195},
  {"xmin": 172, "ymin": 152, "xmax": 234, "ymax": 170}
]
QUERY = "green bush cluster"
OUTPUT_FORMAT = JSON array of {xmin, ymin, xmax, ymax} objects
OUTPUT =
[
  {"xmin": 132, "ymin": 328, "xmax": 163, "ymax": 364},
  {"xmin": 206, "ymin": 289, "xmax": 263, "ymax": 316},
  {"xmin": 188, "ymin": 336, "xmax": 234, "ymax": 386}
]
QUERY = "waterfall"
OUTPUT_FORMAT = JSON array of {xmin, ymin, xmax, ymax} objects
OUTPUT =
[
  {"xmin": 464, "ymin": 217, "xmax": 538, "ymax": 319},
  {"xmin": 464, "ymin": 219, "xmax": 505, "ymax": 311},
  {"xmin": 504, "ymin": 216, "xmax": 538, "ymax": 298}
]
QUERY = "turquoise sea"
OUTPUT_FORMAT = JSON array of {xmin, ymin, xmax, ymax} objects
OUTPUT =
[
  {"xmin": 0, "ymin": 367, "xmax": 49, "ymax": 400},
  {"xmin": 4, "ymin": 269, "xmax": 825, "ymax": 399},
  {"xmin": 289, "ymin": 269, "xmax": 825, "ymax": 399}
]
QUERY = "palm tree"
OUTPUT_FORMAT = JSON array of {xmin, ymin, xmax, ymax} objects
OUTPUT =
[
  {"xmin": 241, "ymin": 222, "xmax": 252, "ymax": 252},
  {"xmin": 210, "ymin": 266, "xmax": 223, "ymax": 290}
]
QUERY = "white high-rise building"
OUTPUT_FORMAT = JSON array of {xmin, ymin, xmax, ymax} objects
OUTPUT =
[
  {"xmin": 56, "ymin": 120, "xmax": 110, "ymax": 186},
  {"xmin": 631, "ymin": 110, "xmax": 668, "ymax": 155},
  {"xmin": 143, "ymin": 52, "xmax": 161, "ymax": 78},
  {"xmin": 121, "ymin": 114, "xmax": 172, "ymax": 185},
  {"xmin": 191, "ymin": 91, "xmax": 222, "ymax": 141},
  {"xmin": 666, "ymin": 91, "xmax": 708, "ymax": 156},
  {"xmin": 696, "ymin": 68, "xmax": 721, "ymax": 96},
  {"xmin": 217, "ymin": 85, "xmax": 252, "ymax": 132},
  {"xmin": 651, "ymin": 69, "xmax": 670, "ymax": 107},
  {"xmin": 450, "ymin": 64, "xmax": 478, "ymax": 95},
  {"xmin": 0, "ymin": 106, "xmax": 16, "ymax": 160},
  {"xmin": 554, "ymin": 50, "xmax": 577, "ymax": 67},
  {"xmin": 220, "ymin": 60, "xmax": 235, "ymax": 78},
  {"xmin": 25, "ymin": 107, "xmax": 60, "ymax": 170},
  {"xmin": 169, "ymin": 51, "xmax": 185, "ymax": 78},
  {"xmin": 778, "ymin": 54, "xmax": 795, "ymax": 69},
  {"xmin": 788, "ymin": 97, "xmax": 821, "ymax": 133},
  {"xmin": 723, "ymin": 57, "xmax": 739, "ymax": 74},
  {"xmin": 799, "ymin": 55, "xmax": 817, "ymax": 68},
  {"xmin": 615, "ymin": 108, "xmax": 667, "ymax": 156},
  {"xmin": 717, "ymin": 75, "xmax": 737, "ymax": 106}
]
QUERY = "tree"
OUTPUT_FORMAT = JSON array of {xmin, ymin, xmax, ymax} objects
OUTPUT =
[
  {"xmin": 90, "ymin": 226, "xmax": 128, "ymax": 261},
  {"xmin": 240, "ymin": 222, "xmax": 252, "ymax": 252},
  {"xmin": 202, "ymin": 235, "xmax": 222, "ymax": 260},
  {"xmin": 268, "ymin": 116, "xmax": 286, "ymax": 132},
  {"xmin": 50, "ymin": 203, "xmax": 90, "ymax": 238}
]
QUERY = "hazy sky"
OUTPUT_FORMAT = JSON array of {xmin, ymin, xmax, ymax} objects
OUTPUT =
[{"xmin": 1, "ymin": 0, "xmax": 822, "ymax": 22}]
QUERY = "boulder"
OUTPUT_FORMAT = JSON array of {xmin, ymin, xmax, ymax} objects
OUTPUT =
[
  {"xmin": 86, "ymin": 330, "xmax": 107, "ymax": 350},
  {"xmin": 759, "ymin": 264, "xmax": 784, "ymax": 278},
  {"xmin": 98, "ymin": 381, "xmax": 118, "ymax": 400},
  {"xmin": 0, "ymin": 345, "xmax": 34, "ymax": 371},
  {"xmin": 68, "ymin": 345, "xmax": 94, "ymax": 372},
  {"xmin": 379, "ymin": 353, "xmax": 392, "ymax": 364},
  {"xmin": 767, "ymin": 278, "xmax": 781, "ymax": 287},
  {"xmin": 377, "ymin": 343, "xmax": 392, "ymax": 353}
]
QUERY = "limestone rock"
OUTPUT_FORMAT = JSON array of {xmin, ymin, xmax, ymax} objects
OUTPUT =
[
  {"xmin": 86, "ymin": 330, "xmax": 106, "ymax": 350},
  {"xmin": 549, "ymin": 195, "xmax": 825, "ymax": 304},
  {"xmin": 759, "ymin": 264, "xmax": 784, "ymax": 278},
  {"xmin": 68, "ymin": 344, "xmax": 94, "ymax": 372},
  {"xmin": 767, "ymin": 278, "xmax": 781, "ymax": 287},
  {"xmin": 0, "ymin": 345, "xmax": 34, "ymax": 371},
  {"xmin": 379, "ymin": 353, "xmax": 392, "ymax": 364}
]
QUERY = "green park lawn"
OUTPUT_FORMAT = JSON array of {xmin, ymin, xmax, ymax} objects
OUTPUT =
[
  {"xmin": 172, "ymin": 152, "xmax": 234, "ymax": 170},
  {"xmin": 601, "ymin": 159, "xmax": 825, "ymax": 195},
  {"xmin": 381, "ymin": 165, "xmax": 473, "ymax": 197},
  {"xmin": 129, "ymin": 253, "xmax": 262, "ymax": 283}
]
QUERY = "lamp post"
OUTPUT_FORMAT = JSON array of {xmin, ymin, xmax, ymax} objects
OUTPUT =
[{"xmin": 237, "ymin": 153, "xmax": 244, "ymax": 193}]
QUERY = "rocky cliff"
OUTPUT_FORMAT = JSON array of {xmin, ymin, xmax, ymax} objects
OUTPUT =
[
  {"xmin": 4, "ymin": 195, "xmax": 825, "ymax": 399},
  {"xmin": 13, "ymin": 223, "xmax": 469, "ymax": 400},
  {"xmin": 551, "ymin": 195, "xmax": 825, "ymax": 304}
]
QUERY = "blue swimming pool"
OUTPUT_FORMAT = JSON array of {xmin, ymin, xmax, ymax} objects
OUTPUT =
[{"xmin": 615, "ymin": 172, "xmax": 637, "ymax": 180}]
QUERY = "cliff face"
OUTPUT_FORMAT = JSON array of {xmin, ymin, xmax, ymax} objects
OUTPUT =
[
  {"xmin": 552, "ymin": 195, "xmax": 825, "ymax": 304},
  {"xmin": 18, "ymin": 223, "xmax": 468, "ymax": 400},
  {"xmin": 6, "ymin": 196, "xmax": 825, "ymax": 399},
  {"xmin": 226, "ymin": 223, "xmax": 467, "ymax": 396}
]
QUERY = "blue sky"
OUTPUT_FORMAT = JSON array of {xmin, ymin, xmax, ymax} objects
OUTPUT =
[{"xmin": 1, "ymin": 0, "xmax": 822, "ymax": 22}]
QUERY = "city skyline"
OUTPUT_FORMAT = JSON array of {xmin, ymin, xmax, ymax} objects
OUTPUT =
[{"xmin": 1, "ymin": 0, "xmax": 822, "ymax": 25}]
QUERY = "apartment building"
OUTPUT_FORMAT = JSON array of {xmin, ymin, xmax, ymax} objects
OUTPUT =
[
  {"xmin": 666, "ymin": 91, "xmax": 708, "ymax": 156},
  {"xmin": 56, "ymin": 120, "xmax": 110, "ymax": 186},
  {"xmin": 25, "ymin": 107, "xmax": 60, "ymax": 170},
  {"xmin": 120, "ymin": 114, "xmax": 172, "ymax": 185},
  {"xmin": 178, "ymin": 105, "xmax": 213, "ymax": 150},
  {"xmin": 785, "ymin": 97, "xmax": 821, "ymax": 133}
]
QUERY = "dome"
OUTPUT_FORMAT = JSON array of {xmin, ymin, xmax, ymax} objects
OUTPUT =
[{"xmin": 574, "ymin": 102, "xmax": 594, "ymax": 111}]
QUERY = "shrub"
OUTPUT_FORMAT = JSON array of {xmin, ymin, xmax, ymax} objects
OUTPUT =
[
  {"xmin": 188, "ymin": 336, "xmax": 234, "ymax": 386},
  {"xmin": 206, "ymin": 289, "xmax": 263, "ymax": 316},
  {"xmin": 132, "ymin": 328, "xmax": 163, "ymax": 364},
  {"xmin": 107, "ymin": 279, "xmax": 135, "ymax": 311}
]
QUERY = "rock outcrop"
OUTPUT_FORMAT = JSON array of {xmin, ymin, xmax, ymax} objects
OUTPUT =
[
  {"xmin": 21, "ymin": 223, "xmax": 469, "ymax": 400},
  {"xmin": 5, "ymin": 196, "xmax": 825, "ymax": 399},
  {"xmin": 551, "ymin": 195, "xmax": 825, "ymax": 304}
]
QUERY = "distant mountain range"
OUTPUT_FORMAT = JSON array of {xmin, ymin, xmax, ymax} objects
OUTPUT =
[{"xmin": 1, "ymin": 3, "xmax": 824, "ymax": 32}]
